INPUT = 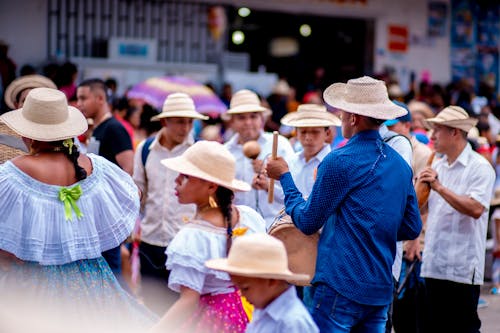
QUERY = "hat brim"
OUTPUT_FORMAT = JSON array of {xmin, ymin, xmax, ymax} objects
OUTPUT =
[
  {"xmin": 281, "ymin": 111, "xmax": 341, "ymax": 127},
  {"xmin": 222, "ymin": 106, "xmax": 271, "ymax": 121},
  {"xmin": 323, "ymin": 83, "xmax": 407, "ymax": 120},
  {"xmin": 0, "ymin": 106, "xmax": 88, "ymax": 142},
  {"xmin": 161, "ymin": 155, "xmax": 251, "ymax": 192},
  {"xmin": 4, "ymin": 75, "xmax": 57, "ymax": 110},
  {"xmin": 151, "ymin": 110, "xmax": 209, "ymax": 121},
  {"xmin": 205, "ymin": 258, "xmax": 311, "ymax": 283},
  {"xmin": 423, "ymin": 117, "xmax": 478, "ymax": 132}
]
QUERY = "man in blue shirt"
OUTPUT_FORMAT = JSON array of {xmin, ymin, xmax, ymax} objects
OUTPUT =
[{"xmin": 266, "ymin": 76, "xmax": 422, "ymax": 332}]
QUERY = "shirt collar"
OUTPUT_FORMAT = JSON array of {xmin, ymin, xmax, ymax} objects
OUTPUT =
[
  {"xmin": 444, "ymin": 142, "xmax": 472, "ymax": 167},
  {"xmin": 348, "ymin": 129, "xmax": 382, "ymax": 144},
  {"xmin": 299, "ymin": 144, "xmax": 331, "ymax": 163},
  {"xmin": 257, "ymin": 285, "xmax": 296, "ymax": 322}
]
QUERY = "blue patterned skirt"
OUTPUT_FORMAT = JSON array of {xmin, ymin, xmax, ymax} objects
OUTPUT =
[{"xmin": 1, "ymin": 256, "xmax": 157, "ymax": 333}]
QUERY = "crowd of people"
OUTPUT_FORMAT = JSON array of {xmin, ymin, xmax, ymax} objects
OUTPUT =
[{"xmin": 0, "ymin": 60, "xmax": 499, "ymax": 333}]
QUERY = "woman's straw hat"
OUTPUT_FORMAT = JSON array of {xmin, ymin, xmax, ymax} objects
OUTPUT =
[
  {"xmin": 205, "ymin": 233, "xmax": 310, "ymax": 283},
  {"xmin": 323, "ymin": 76, "xmax": 407, "ymax": 120},
  {"xmin": 0, "ymin": 87, "xmax": 88, "ymax": 142},
  {"xmin": 4, "ymin": 74, "xmax": 57, "ymax": 110},
  {"xmin": 280, "ymin": 104, "xmax": 341, "ymax": 127},
  {"xmin": 151, "ymin": 92, "xmax": 208, "ymax": 121},
  {"xmin": 225, "ymin": 89, "xmax": 270, "ymax": 115},
  {"xmin": 161, "ymin": 140, "xmax": 251, "ymax": 192},
  {"xmin": 423, "ymin": 106, "xmax": 478, "ymax": 132}
]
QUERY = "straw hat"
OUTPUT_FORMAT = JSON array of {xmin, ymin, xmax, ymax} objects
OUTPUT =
[
  {"xmin": 0, "ymin": 87, "xmax": 88, "ymax": 142},
  {"xmin": 0, "ymin": 121, "xmax": 27, "ymax": 164},
  {"xmin": 4, "ymin": 74, "xmax": 57, "ymax": 110},
  {"xmin": 161, "ymin": 140, "xmax": 250, "ymax": 192},
  {"xmin": 280, "ymin": 104, "xmax": 341, "ymax": 127},
  {"xmin": 271, "ymin": 79, "xmax": 291, "ymax": 96},
  {"xmin": 151, "ymin": 92, "xmax": 209, "ymax": 121},
  {"xmin": 225, "ymin": 89, "xmax": 270, "ymax": 115},
  {"xmin": 423, "ymin": 106, "xmax": 478, "ymax": 132},
  {"xmin": 205, "ymin": 233, "xmax": 310, "ymax": 282},
  {"xmin": 408, "ymin": 100, "xmax": 434, "ymax": 119},
  {"xmin": 323, "ymin": 76, "xmax": 407, "ymax": 120}
]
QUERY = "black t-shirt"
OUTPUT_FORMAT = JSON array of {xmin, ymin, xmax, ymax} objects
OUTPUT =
[{"xmin": 89, "ymin": 117, "xmax": 132, "ymax": 166}]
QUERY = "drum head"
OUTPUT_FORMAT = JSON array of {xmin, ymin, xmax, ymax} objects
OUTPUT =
[{"xmin": 269, "ymin": 222, "xmax": 319, "ymax": 286}]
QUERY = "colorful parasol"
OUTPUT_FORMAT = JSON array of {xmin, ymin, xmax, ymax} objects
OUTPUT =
[{"xmin": 127, "ymin": 76, "xmax": 227, "ymax": 118}]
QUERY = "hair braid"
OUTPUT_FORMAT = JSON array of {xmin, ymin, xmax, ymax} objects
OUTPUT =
[
  {"xmin": 215, "ymin": 186, "xmax": 234, "ymax": 255},
  {"xmin": 62, "ymin": 139, "xmax": 87, "ymax": 181}
]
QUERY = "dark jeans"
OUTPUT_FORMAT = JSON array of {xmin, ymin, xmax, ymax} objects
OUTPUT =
[
  {"xmin": 139, "ymin": 242, "xmax": 179, "ymax": 315},
  {"xmin": 310, "ymin": 284, "xmax": 389, "ymax": 333},
  {"xmin": 425, "ymin": 278, "xmax": 481, "ymax": 333}
]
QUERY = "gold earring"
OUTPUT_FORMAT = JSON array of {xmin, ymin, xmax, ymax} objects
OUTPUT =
[{"xmin": 208, "ymin": 195, "xmax": 218, "ymax": 208}]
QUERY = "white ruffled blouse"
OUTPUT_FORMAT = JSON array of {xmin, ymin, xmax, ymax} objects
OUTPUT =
[
  {"xmin": 166, "ymin": 204, "xmax": 266, "ymax": 295},
  {"xmin": 0, "ymin": 154, "xmax": 140, "ymax": 265}
]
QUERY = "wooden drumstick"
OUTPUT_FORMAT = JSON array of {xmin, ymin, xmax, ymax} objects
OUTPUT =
[
  {"xmin": 416, "ymin": 151, "xmax": 436, "ymax": 209},
  {"xmin": 268, "ymin": 131, "xmax": 278, "ymax": 203}
]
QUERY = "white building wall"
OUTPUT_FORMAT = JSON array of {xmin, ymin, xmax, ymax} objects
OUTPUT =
[
  {"xmin": 1, "ymin": 0, "xmax": 452, "ymax": 91},
  {"xmin": 0, "ymin": 0, "xmax": 48, "ymax": 69}
]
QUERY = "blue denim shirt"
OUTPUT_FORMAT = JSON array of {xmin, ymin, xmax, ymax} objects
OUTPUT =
[{"xmin": 280, "ymin": 130, "xmax": 422, "ymax": 306}]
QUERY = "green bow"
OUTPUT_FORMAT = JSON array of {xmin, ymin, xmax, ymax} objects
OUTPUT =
[{"xmin": 58, "ymin": 185, "xmax": 84, "ymax": 221}]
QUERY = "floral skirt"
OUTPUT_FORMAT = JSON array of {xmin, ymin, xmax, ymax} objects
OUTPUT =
[{"xmin": 178, "ymin": 290, "xmax": 249, "ymax": 333}]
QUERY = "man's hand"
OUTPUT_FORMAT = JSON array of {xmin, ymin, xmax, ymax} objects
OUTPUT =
[
  {"xmin": 417, "ymin": 167, "xmax": 441, "ymax": 191},
  {"xmin": 265, "ymin": 156, "xmax": 289, "ymax": 180},
  {"xmin": 404, "ymin": 239, "xmax": 422, "ymax": 261}
]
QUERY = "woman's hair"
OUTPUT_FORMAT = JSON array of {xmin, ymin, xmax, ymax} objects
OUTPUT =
[
  {"xmin": 30, "ymin": 139, "xmax": 87, "ymax": 181},
  {"xmin": 214, "ymin": 186, "xmax": 234, "ymax": 254}
]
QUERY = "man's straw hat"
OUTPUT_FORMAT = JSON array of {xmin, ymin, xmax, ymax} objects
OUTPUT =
[
  {"xmin": 205, "ymin": 233, "xmax": 310, "ymax": 283},
  {"xmin": 423, "ymin": 105, "xmax": 478, "ymax": 132},
  {"xmin": 280, "ymin": 104, "xmax": 341, "ymax": 127},
  {"xmin": 151, "ymin": 92, "xmax": 208, "ymax": 121},
  {"xmin": 4, "ymin": 75, "xmax": 57, "ymax": 110},
  {"xmin": 323, "ymin": 76, "xmax": 407, "ymax": 120},
  {"xmin": 161, "ymin": 140, "xmax": 250, "ymax": 192},
  {"xmin": 0, "ymin": 87, "xmax": 88, "ymax": 142},
  {"xmin": 225, "ymin": 89, "xmax": 270, "ymax": 115}
]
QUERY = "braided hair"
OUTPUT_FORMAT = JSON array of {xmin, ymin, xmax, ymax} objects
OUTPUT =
[
  {"xmin": 64, "ymin": 139, "xmax": 87, "ymax": 181},
  {"xmin": 214, "ymin": 186, "xmax": 235, "ymax": 255}
]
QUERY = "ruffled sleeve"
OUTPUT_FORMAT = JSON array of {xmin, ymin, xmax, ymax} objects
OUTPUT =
[
  {"xmin": 0, "ymin": 154, "xmax": 139, "ymax": 265},
  {"xmin": 235, "ymin": 205, "xmax": 266, "ymax": 234},
  {"xmin": 166, "ymin": 221, "xmax": 230, "ymax": 293}
]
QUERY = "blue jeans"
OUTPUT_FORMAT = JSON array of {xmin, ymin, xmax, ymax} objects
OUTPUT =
[{"xmin": 310, "ymin": 284, "xmax": 389, "ymax": 333}]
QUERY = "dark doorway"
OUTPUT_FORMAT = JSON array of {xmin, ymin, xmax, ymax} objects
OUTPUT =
[{"xmin": 226, "ymin": 8, "xmax": 374, "ymax": 99}]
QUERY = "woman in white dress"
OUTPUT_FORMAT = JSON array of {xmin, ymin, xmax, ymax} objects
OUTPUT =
[
  {"xmin": 151, "ymin": 140, "xmax": 266, "ymax": 333},
  {"xmin": 0, "ymin": 88, "xmax": 155, "ymax": 333}
]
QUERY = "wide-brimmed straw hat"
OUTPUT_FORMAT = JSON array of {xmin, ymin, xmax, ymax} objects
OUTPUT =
[
  {"xmin": 280, "ymin": 104, "xmax": 341, "ymax": 127},
  {"xmin": 408, "ymin": 100, "xmax": 434, "ymax": 119},
  {"xmin": 224, "ymin": 89, "xmax": 271, "ymax": 116},
  {"xmin": 423, "ymin": 105, "xmax": 478, "ymax": 132},
  {"xmin": 323, "ymin": 76, "xmax": 407, "ymax": 120},
  {"xmin": 151, "ymin": 92, "xmax": 208, "ymax": 121},
  {"xmin": 0, "ymin": 87, "xmax": 88, "ymax": 142},
  {"xmin": 4, "ymin": 74, "xmax": 57, "ymax": 110},
  {"xmin": 205, "ymin": 233, "xmax": 310, "ymax": 283},
  {"xmin": 161, "ymin": 140, "xmax": 250, "ymax": 192}
]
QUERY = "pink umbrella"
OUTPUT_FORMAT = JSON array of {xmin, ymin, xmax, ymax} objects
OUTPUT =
[{"xmin": 127, "ymin": 76, "xmax": 227, "ymax": 118}]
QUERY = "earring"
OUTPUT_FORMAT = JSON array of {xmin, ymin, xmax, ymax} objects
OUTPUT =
[{"xmin": 208, "ymin": 195, "xmax": 218, "ymax": 208}]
